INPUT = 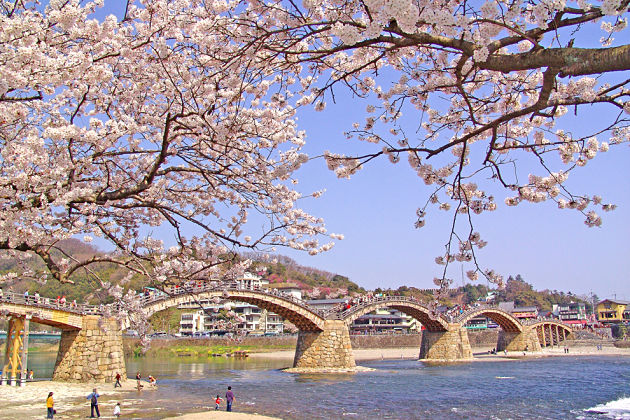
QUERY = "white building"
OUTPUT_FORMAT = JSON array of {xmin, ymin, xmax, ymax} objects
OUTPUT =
[
  {"xmin": 178, "ymin": 272, "xmax": 284, "ymax": 335},
  {"xmin": 351, "ymin": 308, "xmax": 420, "ymax": 334},
  {"xmin": 269, "ymin": 283, "xmax": 303, "ymax": 300},
  {"xmin": 179, "ymin": 311, "xmax": 204, "ymax": 335}
]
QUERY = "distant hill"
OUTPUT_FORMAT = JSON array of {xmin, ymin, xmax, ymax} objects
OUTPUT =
[
  {"xmin": 0, "ymin": 240, "xmax": 588, "ymax": 311},
  {"xmin": 242, "ymin": 253, "xmax": 365, "ymax": 298},
  {"xmin": 0, "ymin": 242, "xmax": 363, "ymax": 302},
  {"xmin": 370, "ymin": 275, "xmax": 592, "ymax": 312}
]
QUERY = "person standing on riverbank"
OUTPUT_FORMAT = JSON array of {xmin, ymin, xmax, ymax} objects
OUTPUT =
[
  {"xmin": 46, "ymin": 392, "xmax": 54, "ymax": 419},
  {"xmin": 225, "ymin": 386, "xmax": 235, "ymax": 412},
  {"xmin": 87, "ymin": 388, "xmax": 100, "ymax": 418},
  {"xmin": 136, "ymin": 372, "xmax": 143, "ymax": 390},
  {"xmin": 114, "ymin": 372, "xmax": 122, "ymax": 388}
]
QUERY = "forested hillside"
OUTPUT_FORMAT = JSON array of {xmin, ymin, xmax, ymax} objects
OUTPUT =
[
  {"xmin": 1, "ymin": 240, "xmax": 587, "ymax": 312},
  {"xmin": 374, "ymin": 275, "xmax": 592, "ymax": 312},
  {"xmin": 0, "ymin": 242, "xmax": 363, "ymax": 303}
]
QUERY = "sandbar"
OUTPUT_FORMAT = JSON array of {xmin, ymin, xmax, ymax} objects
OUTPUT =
[{"xmin": 166, "ymin": 412, "xmax": 282, "ymax": 420}]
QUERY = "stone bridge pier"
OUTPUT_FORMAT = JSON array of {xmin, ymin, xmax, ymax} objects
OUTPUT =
[
  {"xmin": 497, "ymin": 327, "xmax": 541, "ymax": 352},
  {"xmin": 53, "ymin": 316, "xmax": 126, "ymax": 382},
  {"xmin": 419, "ymin": 324, "xmax": 473, "ymax": 361},
  {"xmin": 293, "ymin": 320, "xmax": 356, "ymax": 369}
]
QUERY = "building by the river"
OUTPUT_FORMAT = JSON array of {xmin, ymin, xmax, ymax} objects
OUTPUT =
[
  {"xmin": 178, "ymin": 273, "xmax": 298, "ymax": 335},
  {"xmin": 552, "ymin": 302, "xmax": 588, "ymax": 326},
  {"xmin": 596, "ymin": 299, "xmax": 630, "ymax": 324},
  {"xmin": 307, "ymin": 299, "xmax": 420, "ymax": 334}
]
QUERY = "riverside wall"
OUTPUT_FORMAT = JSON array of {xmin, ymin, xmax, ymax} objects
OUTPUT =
[{"xmin": 124, "ymin": 330, "xmax": 499, "ymax": 355}]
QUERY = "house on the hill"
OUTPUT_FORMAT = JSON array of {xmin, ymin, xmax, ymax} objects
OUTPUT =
[
  {"xmin": 552, "ymin": 302, "xmax": 588, "ymax": 326},
  {"xmin": 268, "ymin": 283, "xmax": 302, "ymax": 300},
  {"xmin": 597, "ymin": 299, "xmax": 630, "ymax": 324}
]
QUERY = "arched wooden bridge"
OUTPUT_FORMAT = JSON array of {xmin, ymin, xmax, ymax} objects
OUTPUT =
[{"xmin": 0, "ymin": 289, "xmax": 574, "ymax": 383}]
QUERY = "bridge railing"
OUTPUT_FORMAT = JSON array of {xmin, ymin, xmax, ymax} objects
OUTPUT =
[
  {"xmin": 0, "ymin": 291, "xmax": 102, "ymax": 316},
  {"xmin": 521, "ymin": 318, "xmax": 570, "ymax": 327},
  {"xmin": 453, "ymin": 304, "xmax": 502, "ymax": 324},
  {"xmin": 453, "ymin": 304, "xmax": 572, "ymax": 329},
  {"xmin": 327, "ymin": 295, "xmax": 434, "ymax": 321},
  {"xmin": 139, "ymin": 281, "xmax": 328, "ymax": 317}
]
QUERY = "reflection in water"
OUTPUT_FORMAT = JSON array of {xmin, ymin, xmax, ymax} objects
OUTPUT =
[{"xmin": 21, "ymin": 352, "xmax": 630, "ymax": 419}]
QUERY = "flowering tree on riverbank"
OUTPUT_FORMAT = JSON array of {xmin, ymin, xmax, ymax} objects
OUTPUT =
[
  {"xmin": 223, "ymin": 0, "xmax": 629, "ymax": 296},
  {"xmin": 1, "ymin": 0, "xmax": 628, "ymax": 306},
  {"xmin": 0, "ymin": 1, "xmax": 337, "ymax": 296}
]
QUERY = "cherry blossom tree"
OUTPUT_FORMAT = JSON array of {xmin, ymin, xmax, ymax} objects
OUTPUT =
[
  {"xmin": 0, "ymin": 0, "xmax": 339, "ymax": 294},
  {"xmin": 224, "ymin": 0, "xmax": 629, "ymax": 295},
  {"xmin": 2, "ymin": 0, "xmax": 629, "ymax": 305}
]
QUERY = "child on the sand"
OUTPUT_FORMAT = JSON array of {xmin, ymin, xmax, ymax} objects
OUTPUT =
[
  {"xmin": 215, "ymin": 395, "xmax": 223, "ymax": 410},
  {"xmin": 113, "ymin": 402, "xmax": 121, "ymax": 418}
]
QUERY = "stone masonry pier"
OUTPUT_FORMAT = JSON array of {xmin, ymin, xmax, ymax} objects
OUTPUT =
[
  {"xmin": 292, "ymin": 320, "xmax": 356, "ymax": 369},
  {"xmin": 496, "ymin": 328, "xmax": 542, "ymax": 352},
  {"xmin": 419, "ymin": 324, "xmax": 473, "ymax": 361},
  {"xmin": 53, "ymin": 316, "xmax": 126, "ymax": 382}
]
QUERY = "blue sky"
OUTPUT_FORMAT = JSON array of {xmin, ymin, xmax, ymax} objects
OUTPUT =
[
  {"xmin": 280, "ymin": 97, "xmax": 630, "ymax": 300},
  {"xmin": 88, "ymin": 2, "xmax": 629, "ymax": 300}
]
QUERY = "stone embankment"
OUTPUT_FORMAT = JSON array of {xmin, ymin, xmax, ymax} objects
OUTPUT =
[{"xmin": 124, "ymin": 330, "xmax": 500, "ymax": 357}]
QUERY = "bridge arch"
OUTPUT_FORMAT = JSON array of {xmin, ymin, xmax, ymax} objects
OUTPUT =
[
  {"xmin": 340, "ymin": 298, "xmax": 449, "ymax": 332},
  {"xmin": 141, "ymin": 289, "xmax": 326, "ymax": 332},
  {"xmin": 457, "ymin": 308, "xmax": 523, "ymax": 333},
  {"xmin": 529, "ymin": 321, "xmax": 573, "ymax": 347}
]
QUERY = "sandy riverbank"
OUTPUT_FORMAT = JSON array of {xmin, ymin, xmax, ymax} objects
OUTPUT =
[
  {"xmin": 249, "ymin": 344, "xmax": 630, "ymax": 362},
  {"xmin": 0, "ymin": 379, "xmax": 152, "ymax": 419},
  {"xmin": 166, "ymin": 412, "xmax": 282, "ymax": 420}
]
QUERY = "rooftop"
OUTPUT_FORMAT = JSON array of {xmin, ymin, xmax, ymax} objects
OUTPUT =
[{"xmin": 599, "ymin": 299, "xmax": 630, "ymax": 305}]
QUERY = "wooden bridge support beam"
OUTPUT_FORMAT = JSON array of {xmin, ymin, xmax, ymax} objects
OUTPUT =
[
  {"xmin": 419, "ymin": 324, "xmax": 473, "ymax": 361},
  {"xmin": 497, "ymin": 328, "xmax": 542, "ymax": 352},
  {"xmin": 53, "ymin": 316, "xmax": 126, "ymax": 382},
  {"xmin": 1, "ymin": 316, "xmax": 29, "ymax": 386},
  {"xmin": 293, "ymin": 320, "xmax": 355, "ymax": 370}
]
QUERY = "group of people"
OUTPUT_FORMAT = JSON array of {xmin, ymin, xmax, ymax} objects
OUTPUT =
[
  {"xmin": 215, "ymin": 386, "xmax": 236, "ymax": 412},
  {"xmin": 45, "ymin": 388, "xmax": 121, "ymax": 419},
  {"xmin": 45, "ymin": 380, "xmax": 236, "ymax": 417},
  {"xmin": 134, "ymin": 371, "xmax": 157, "ymax": 390},
  {"xmin": 0, "ymin": 288, "xmax": 79, "ymax": 308}
]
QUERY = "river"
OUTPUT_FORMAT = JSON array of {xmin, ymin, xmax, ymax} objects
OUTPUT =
[{"xmin": 17, "ymin": 351, "xmax": 630, "ymax": 419}]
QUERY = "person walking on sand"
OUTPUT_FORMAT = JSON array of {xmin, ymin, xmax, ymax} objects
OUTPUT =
[
  {"xmin": 114, "ymin": 372, "xmax": 122, "ymax": 388},
  {"xmin": 46, "ymin": 392, "xmax": 54, "ymax": 419},
  {"xmin": 225, "ymin": 386, "xmax": 235, "ymax": 412},
  {"xmin": 113, "ymin": 402, "xmax": 121, "ymax": 418},
  {"xmin": 215, "ymin": 394, "xmax": 223, "ymax": 410},
  {"xmin": 87, "ymin": 388, "xmax": 100, "ymax": 418}
]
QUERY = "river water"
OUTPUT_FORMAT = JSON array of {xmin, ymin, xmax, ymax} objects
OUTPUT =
[{"xmin": 19, "ymin": 352, "xmax": 630, "ymax": 419}]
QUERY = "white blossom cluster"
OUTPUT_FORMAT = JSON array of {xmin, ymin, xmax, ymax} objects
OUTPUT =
[
  {"xmin": 2, "ymin": 0, "xmax": 628, "ymax": 304},
  {"xmin": 239, "ymin": 0, "xmax": 629, "ymax": 289},
  {"xmin": 0, "ymin": 0, "xmax": 348, "ymax": 323}
]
